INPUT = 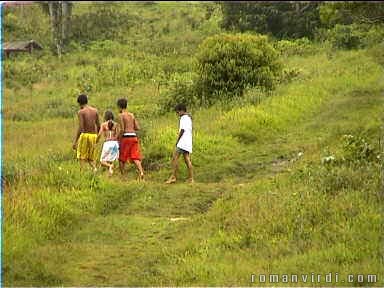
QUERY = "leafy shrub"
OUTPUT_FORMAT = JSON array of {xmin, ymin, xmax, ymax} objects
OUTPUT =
[
  {"xmin": 328, "ymin": 24, "xmax": 363, "ymax": 49},
  {"xmin": 359, "ymin": 25, "xmax": 384, "ymax": 47},
  {"xmin": 194, "ymin": 33, "xmax": 282, "ymax": 105},
  {"xmin": 341, "ymin": 134, "xmax": 379, "ymax": 163},
  {"xmin": 318, "ymin": 24, "xmax": 384, "ymax": 50}
]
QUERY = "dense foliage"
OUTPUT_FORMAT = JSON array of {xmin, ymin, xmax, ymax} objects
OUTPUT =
[
  {"xmin": 218, "ymin": 1, "xmax": 322, "ymax": 39},
  {"xmin": 319, "ymin": 2, "xmax": 384, "ymax": 27}
]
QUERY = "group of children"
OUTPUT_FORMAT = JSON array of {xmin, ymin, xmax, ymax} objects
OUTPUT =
[{"xmin": 72, "ymin": 94, "xmax": 194, "ymax": 184}]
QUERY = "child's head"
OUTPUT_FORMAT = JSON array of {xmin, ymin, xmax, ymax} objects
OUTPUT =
[
  {"xmin": 104, "ymin": 110, "xmax": 114, "ymax": 130},
  {"xmin": 117, "ymin": 98, "xmax": 128, "ymax": 110},
  {"xmin": 104, "ymin": 110, "xmax": 114, "ymax": 121},
  {"xmin": 77, "ymin": 94, "xmax": 88, "ymax": 106},
  {"xmin": 175, "ymin": 103, "xmax": 187, "ymax": 116}
]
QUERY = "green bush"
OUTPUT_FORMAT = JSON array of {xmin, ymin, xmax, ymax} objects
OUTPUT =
[
  {"xmin": 194, "ymin": 33, "xmax": 282, "ymax": 105},
  {"xmin": 341, "ymin": 134, "xmax": 379, "ymax": 163},
  {"xmin": 328, "ymin": 24, "xmax": 362, "ymax": 49}
]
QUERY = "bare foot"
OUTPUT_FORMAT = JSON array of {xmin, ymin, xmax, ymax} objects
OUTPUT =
[
  {"xmin": 108, "ymin": 166, "xmax": 113, "ymax": 177},
  {"xmin": 137, "ymin": 173, "xmax": 145, "ymax": 181},
  {"xmin": 187, "ymin": 178, "xmax": 194, "ymax": 184},
  {"xmin": 165, "ymin": 176, "xmax": 177, "ymax": 184}
]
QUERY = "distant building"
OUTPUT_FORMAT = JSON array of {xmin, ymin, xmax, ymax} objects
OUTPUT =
[{"xmin": 3, "ymin": 40, "xmax": 43, "ymax": 57}]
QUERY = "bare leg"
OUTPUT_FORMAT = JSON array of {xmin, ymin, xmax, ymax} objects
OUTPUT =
[
  {"xmin": 133, "ymin": 160, "xmax": 144, "ymax": 180},
  {"xmin": 119, "ymin": 161, "xmax": 125, "ymax": 175},
  {"xmin": 183, "ymin": 153, "xmax": 194, "ymax": 183},
  {"xmin": 101, "ymin": 161, "xmax": 113, "ymax": 176},
  {"xmin": 166, "ymin": 150, "xmax": 180, "ymax": 184},
  {"xmin": 88, "ymin": 160, "xmax": 97, "ymax": 172},
  {"xmin": 79, "ymin": 159, "xmax": 87, "ymax": 171}
]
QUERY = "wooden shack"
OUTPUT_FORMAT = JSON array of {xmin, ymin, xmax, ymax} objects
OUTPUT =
[{"xmin": 3, "ymin": 40, "xmax": 43, "ymax": 57}]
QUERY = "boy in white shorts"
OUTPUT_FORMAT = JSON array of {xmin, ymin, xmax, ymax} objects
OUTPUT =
[
  {"xmin": 97, "ymin": 110, "xmax": 120, "ymax": 176},
  {"xmin": 166, "ymin": 103, "xmax": 194, "ymax": 184}
]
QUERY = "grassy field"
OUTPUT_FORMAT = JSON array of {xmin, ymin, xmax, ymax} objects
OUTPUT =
[{"xmin": 3, "ymin": 2, "xmax": 384, "ymax": 287}]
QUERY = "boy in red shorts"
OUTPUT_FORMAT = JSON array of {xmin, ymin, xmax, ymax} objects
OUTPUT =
[{"xmin": 117, "ymin": 98, "xmax": 145, "ymax": 181}]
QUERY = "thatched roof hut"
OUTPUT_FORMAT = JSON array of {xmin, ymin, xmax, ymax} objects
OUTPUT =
[{"xmin": 3, "ymin": 40, "xmax": 43, "ymax": 57}]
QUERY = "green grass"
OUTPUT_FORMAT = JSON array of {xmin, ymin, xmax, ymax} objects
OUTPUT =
[
  {"xmin": 4, "ymin": 47, "xmax": 383, "ymax": 286},
  {"xmin": 3, "ymin": 2, "xmax": 384, "ymax": 287}
]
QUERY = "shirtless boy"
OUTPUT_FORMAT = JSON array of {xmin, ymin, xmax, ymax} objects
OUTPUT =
[
  {"xmin": 117, "ymin": 98, "xmax": 145, "ymax": 180},
  {"xmin": 72, "ymin": 94, "xmax": 101, "ymax": 171}
]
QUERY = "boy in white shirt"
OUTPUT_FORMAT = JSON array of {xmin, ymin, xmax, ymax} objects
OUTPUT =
[{"xmin": 166, "ymin": 103, "xmax": 194, "ymax": 184}]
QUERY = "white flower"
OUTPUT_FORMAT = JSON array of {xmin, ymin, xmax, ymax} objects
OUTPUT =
[{"xmin": 321, "ymin": 155, "xmax": 335, "ymax": 164}]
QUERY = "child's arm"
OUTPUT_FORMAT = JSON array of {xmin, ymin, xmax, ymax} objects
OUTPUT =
[
  {"xmin": 73, "ymin": 111, "xmax": 83, "ymax": 150},
  {"xmin": 117, "ymin": 114, "xmax": 124, "ymax": 140},
  {"xmin": 96, "ymin": 123, "xmax": 104, "ymax": 143},
  {"xmin": 114, "ymin": 122, "xmax": 121, "ymax": 139},
  {"xmin": 176, "ymin": 129, "xmax": 184, "ymax": 146},
  {"xmin": 95, "ymin": 110, "xmax": 101, "ymax": 133}
]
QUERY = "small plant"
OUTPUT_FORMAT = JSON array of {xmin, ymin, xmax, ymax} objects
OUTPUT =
[
  {"xmin": 341, "ymin": 134, "xmax": 378, "ymax": 163},
  {"xmin": 278, "ymin": 67, "xmax": 302, "ymax": 84}
]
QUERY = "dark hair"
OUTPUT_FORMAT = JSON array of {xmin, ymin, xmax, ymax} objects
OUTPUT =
[
  {"xmin": 175, "ymin": 103, "xmax": 187, "ymax": 112},
  {"xmin": 104, "ymin": 110, "xmax": 114, "ymax": 130},
  {"xmin": 117, "ymin": 98, "xmax": 127, "ymax": 109},
  {"xmin": 77, "ymin": 94, "xmax": 88, "ymax": 105}
]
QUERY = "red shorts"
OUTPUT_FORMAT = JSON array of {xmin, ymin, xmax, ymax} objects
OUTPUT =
[{"xmin": 119, "ymin": 137, "xmax": 142, "ymax": 162}]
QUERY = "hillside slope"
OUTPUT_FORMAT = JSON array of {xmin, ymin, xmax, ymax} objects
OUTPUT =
[{"xmin": 4, "ymin": 48, "xmax": 383, "ymax": 286}]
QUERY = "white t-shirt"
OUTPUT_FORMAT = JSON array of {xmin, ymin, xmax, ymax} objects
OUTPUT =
[{"xmin": 176, "ymin": 114, "xmax": 193, "ymax": 153}]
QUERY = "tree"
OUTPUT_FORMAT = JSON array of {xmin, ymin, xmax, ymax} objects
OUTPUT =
[
  {"xmin": 218, "ymin": 1, "xmax": 322, "ymax": 39},
  {"xmin": 319, "ymin": 2, "xmax": 384, "ymax": 27},
  {"xmin": 39, "ymin": 1, "xmax": 72, "ymax": 57}
]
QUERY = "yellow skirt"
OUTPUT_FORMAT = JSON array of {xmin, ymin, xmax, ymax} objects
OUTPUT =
[{"xmin": 77, "ymin": 133, "xmax": 97, "ymax": 161}]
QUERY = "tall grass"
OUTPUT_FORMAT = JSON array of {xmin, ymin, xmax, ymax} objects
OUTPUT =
[{"xmin": 219, "ymin": 51, "xmax": 384, "ymax": 144}]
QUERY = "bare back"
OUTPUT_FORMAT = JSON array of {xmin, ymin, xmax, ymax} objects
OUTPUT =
[
  {"xmin": 78, "ymin": 106, "xmax": 100, "ymax": 134},
  {"xmin": 119, "ymin": 111, "xmax": 139, "ymax": 133},
  {"xmin": 100, "ymin": 121, "xmax": 119, "ymax": 141}
]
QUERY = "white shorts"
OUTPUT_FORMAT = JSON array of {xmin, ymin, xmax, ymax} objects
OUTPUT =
[{"xmin": 100, "ymin": 140, "xmax": 119, "ymax": 162}]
